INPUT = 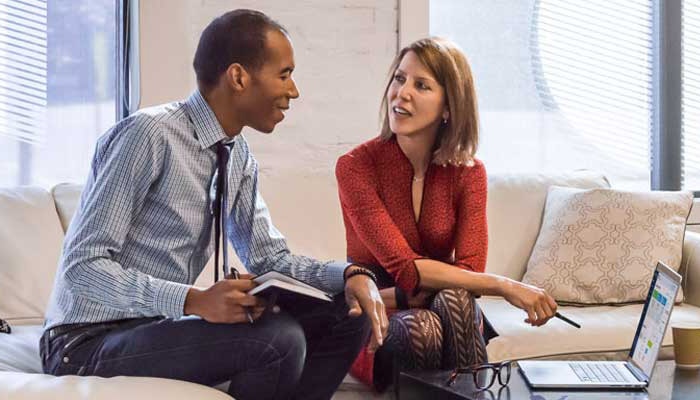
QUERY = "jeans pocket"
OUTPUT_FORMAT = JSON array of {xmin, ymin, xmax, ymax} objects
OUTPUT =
[{"xmin": 55, "ymin": 331, "xmax": 97, "ymax": 376}]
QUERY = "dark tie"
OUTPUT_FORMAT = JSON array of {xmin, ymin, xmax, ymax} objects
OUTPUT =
[{"xmin": 213, "ymin": 141, "xmax": 233, "ymax": 282}]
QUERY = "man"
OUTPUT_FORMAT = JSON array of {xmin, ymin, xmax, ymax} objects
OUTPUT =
[{"xmin": 41, "ymin": 9, "xmax": 388, "ymax": 400}]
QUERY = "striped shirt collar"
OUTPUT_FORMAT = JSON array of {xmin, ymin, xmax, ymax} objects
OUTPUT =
[{"xmin": 185, "ymin": 89, "xmax": 236, "ymax": 149}]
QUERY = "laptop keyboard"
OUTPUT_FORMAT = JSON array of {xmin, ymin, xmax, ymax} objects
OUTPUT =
[{"xmin": 569, "ymin": 362, "xmax": 632, "ymax": 383}]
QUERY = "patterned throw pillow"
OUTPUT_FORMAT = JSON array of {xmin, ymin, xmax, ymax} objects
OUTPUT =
[{"xmin": 522, "ymin": 186, "xmax": 693, "ymax": 304}]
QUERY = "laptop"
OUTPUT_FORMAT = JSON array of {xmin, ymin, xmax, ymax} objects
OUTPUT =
[{"xmin": 518, "ymin": 261, "xmax": 682, "ymax": 389}]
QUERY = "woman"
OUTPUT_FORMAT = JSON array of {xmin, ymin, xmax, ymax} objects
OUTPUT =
[{"xmin": 335, "ymin": 37, "xmax": 558, "ymax": 391}]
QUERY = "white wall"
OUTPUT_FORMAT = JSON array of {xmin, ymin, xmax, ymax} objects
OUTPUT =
[{"xmin": 138, "ymin": 1, "xmax": 398, "ymax": 281}]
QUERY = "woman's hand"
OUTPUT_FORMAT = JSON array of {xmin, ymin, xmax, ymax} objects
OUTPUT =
[{"xmin": 500, "ymin": 279, "xmax": 557, "ymax": 327}]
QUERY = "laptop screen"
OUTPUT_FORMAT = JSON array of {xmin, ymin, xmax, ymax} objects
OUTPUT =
[{"xmin": 629, "ymin": 264, "xmax": 680, "ymax": 377}]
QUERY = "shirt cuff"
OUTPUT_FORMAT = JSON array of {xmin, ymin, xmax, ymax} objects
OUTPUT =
[
  {"xmin": 152, "ymin": 279, "xmax": 192, "ymax": 319},
  {"xmin": 325, "ymin": 261, "xmax": 351, "ymax": 294}
]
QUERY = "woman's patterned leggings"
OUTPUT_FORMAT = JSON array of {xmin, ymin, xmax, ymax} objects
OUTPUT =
[{"xmin": 373, "ymin": 288, "xmax": 488, "ymax": 390}]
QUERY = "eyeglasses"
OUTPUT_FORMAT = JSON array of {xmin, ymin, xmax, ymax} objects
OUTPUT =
[{"xmin": 445, "ymin": 360, "xmax": 512, "ymax": 391}]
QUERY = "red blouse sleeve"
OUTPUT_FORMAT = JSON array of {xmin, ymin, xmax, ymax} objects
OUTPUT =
[
  {"xmin": 335, "ymin": 152, "xmax": 422, "ymax": 294},
  {"xmin": 453, "ymin": 160, "xmax": 488, "ymax": 273}
]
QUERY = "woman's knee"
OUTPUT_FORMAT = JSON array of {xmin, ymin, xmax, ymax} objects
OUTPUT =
[
  {"xmin": 431, "ymin": 288, "xmax": 475, "ymax": 308},
  {"xmin": 429, "ymin": 288, "xmax": 481, "ymax": 335},
  {"xmin": 385, "ymin": 309, "xmax": 442, "ymax": 370},
  {"xmin": 428, "ymin": 288, "xmax": 487, "ymax": 368}
]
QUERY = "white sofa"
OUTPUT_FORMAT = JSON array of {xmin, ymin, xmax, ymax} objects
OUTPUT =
[{"xmin": 1, "ymin": 170, "xmax": 699, "ymax": 399}]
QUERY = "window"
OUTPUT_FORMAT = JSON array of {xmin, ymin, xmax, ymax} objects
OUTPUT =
[
  {"xmin": 428, "ymin": 0, "xmax": 695, "ymax": 192},
  {"xmin": 0, "ymin": 0, "xmax": 117, "ymax": 188},
  {"xmin": 683, "ymin": 1, "xmax": 700, "ymax": 190},
  {"xmin": 534, "ymin": 0, "xmax": 653, "ymax": 190}
]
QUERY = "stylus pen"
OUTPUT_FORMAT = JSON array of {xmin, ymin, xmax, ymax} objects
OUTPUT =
[{"xmin": 555, "ymin": 312, "xmax": 581, "ymax": 329}]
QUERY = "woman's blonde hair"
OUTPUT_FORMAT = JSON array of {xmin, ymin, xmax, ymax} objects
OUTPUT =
[{"xmin": 379, "ymin": 37, "xmax": 479, "ymax": 166}]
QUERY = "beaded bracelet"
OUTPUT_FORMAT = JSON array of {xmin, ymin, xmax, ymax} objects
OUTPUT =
[{"xmin": 345, "ymin": 267, "xmax": 378, "ymax": 284}]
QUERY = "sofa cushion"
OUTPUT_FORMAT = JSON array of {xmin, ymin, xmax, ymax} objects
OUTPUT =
[
  {"xmin": 51, "ymin": 183, "xmax": 83, "ymax": 233},
  {"xmin": 0, "ymin": 325, "xmax": 42, "ymax": 373},
  {"xmin": 522, "ymin": 187, "xmax": 692, "ymax": 304},
  {"xmin": 479, "ymin": 296, "xmax": 700, "ymax": 362},
  {"xmin": 485, "ymin": 171, "xmax": 610, "ymax": 281},
  {"xmin": 0, "ymin": 187, "xmax": 64, "ymax": 325},
  {"xmin": 0, "ymin": 372, "xmax": 233, "ymax": 400}
]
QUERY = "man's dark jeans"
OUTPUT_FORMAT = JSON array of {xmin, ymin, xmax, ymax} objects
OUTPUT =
[{"xmin": 40, "ymin": 294, "xmax": 370, "ymax": 400}]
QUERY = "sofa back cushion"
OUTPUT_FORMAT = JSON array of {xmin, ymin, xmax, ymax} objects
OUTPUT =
[
  {"xmin": 522, "ymin": 186, "xmax": 692, "ymax": 304},
  {"xmin": 485, "ymin": 171, "xmax": 610, "ymax": 281},
  {"xmin": 0, "ymin": 187, "xmax": 64, "ymax": 325},
  {"xmin": 52, "ymin": 183, "xmax": 83, "ymax": 233}
]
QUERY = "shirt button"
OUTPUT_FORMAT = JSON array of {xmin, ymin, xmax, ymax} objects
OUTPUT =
[{"xmin": 63, "ymin": 356, "xmax": 69, "ymax": 363}]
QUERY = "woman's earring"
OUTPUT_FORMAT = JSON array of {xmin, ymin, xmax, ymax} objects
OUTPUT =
[{"xmin": 442, "ymin": 118, "xmax": 448, "ymax": 125}]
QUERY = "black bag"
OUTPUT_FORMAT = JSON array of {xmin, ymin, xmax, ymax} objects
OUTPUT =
[{"xmin": 0, "ymin": 318, "xmax": 11, "ymax": 334}]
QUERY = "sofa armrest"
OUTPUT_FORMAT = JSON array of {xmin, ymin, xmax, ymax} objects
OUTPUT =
[{"xmin": 681, "ymin": 230, "xmax": 700, "ymax": 307}]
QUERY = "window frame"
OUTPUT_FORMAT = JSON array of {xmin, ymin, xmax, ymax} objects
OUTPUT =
[{"xmin": 652, "ymin": 0, "xmax": 684, "ymax": 192}]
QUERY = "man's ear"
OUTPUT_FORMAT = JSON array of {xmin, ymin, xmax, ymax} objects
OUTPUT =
[{"xmin": 225, "ymin": 63, "xmax": 249, "ymax": 92}]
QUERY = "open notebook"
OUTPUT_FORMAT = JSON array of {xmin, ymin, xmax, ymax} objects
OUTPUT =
[{"xmin": 250, "ymin": 271, "xmax": 333, "ymax": 302}]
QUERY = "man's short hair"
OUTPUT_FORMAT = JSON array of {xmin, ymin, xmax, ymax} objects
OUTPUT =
[{"xmin": 193, "ymin": 9, "xmax": 287, "ymax": 91}]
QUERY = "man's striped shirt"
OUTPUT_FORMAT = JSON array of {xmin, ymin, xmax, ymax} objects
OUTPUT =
[{"xmin": 44, "ymin": 90, "xmax": 347, "ymax": 330}]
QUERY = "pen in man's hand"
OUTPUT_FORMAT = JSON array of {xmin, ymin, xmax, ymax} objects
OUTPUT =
[
  {"xmin": 229, "ymin": 267, "xmax": 255, "ymax": 324},
  {"xmin": 555, "ymin": 312, "xmax": 581, "ymax": 329}
]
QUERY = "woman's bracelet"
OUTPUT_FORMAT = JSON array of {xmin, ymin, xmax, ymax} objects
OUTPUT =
[{"xmin": 344, "ymin": 267, "xmax": 378, "ymax": 284}]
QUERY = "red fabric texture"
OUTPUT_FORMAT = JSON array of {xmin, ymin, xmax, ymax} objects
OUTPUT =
[{"xmin": 335, "ymin": 135, "xmax": 488, "ymax": 389}]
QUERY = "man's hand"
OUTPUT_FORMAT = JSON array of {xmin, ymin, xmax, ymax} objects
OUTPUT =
[
  {"xmin": 344, "ymin": 267, "xmax": 389, "ymax": 353},
  {"xmin": 500, "ymin": 278, "xmax": 557, "ymax": 327},
  {"xmin": 184, "ymin": 278, "xmax": 267, "ymax": 324}
]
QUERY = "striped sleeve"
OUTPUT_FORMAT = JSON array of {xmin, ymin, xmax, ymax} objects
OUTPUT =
[{"xmin": 61, "ymin": 115, "xmax": 191, "ymax": 318}]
